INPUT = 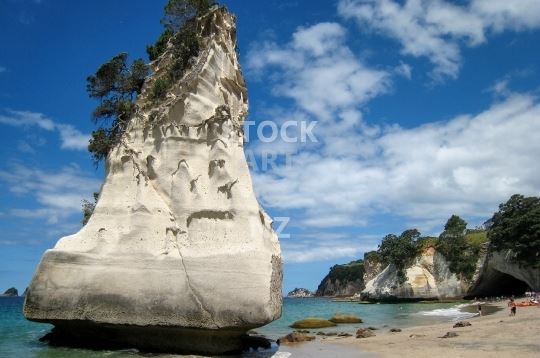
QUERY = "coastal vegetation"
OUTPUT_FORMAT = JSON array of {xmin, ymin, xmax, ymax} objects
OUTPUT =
[
  {"xmin": 316, "ymin": 260, "xmax": 365, "ymax": 296},
  {"xmin": 317, "ymin": 194, "xmax": 540, "ymax": 299},
  {"xmin": 374, "ymin": 215, "xmax": 489, "ymax": 282},
  {"xmin": 436, "ymin": 215, "xmax": 481, "ymax": 280},
  {"xmin": 86, "ymin": 53, "xmax": 149, "ymax": 164},
  {"xmin": 488, "ymin": 194, "xmax": 540, "ymax": 267},
  {"xmin": 86, "ymin": 0, "xmax": 217, "ymax": 165},
  {"xmin": 378, "ymin": 229, "xmax": 420, "ymax": 283},
  {"xmin": 83, "ymin": 0, "xmax": 220, "ymax": 222},
  {"xmin": 148, "ymin": 0, "xmax": 216, "ymax": 100}
]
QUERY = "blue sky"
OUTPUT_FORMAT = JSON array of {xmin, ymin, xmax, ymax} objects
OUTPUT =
[{"xmin": 1, "ymin": 0, "xmax": 540, "ymax": 294}]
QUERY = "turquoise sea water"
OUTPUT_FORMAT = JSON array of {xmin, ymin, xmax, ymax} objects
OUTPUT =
[{"xmin": 0, "ymin": 297, "xmax": 478, "ymax": 357}]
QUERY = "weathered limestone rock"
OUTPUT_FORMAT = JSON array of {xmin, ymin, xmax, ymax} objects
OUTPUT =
[
  {"xmin": 361, "ymin": 243, "xmax": 539, "ymax": 301},
  {"xmin": 362, "ymin": 247, "xmax": 468, "ymax": 301},
  {"xmin": 24, "ymin": 7, "xmax": 282, "ymax": 354},
  {"xmin": 467, "ymin": 249, "xmax": 539, "ymax": 297}
]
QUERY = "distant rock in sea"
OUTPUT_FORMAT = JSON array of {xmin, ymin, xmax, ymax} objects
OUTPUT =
[
  {"xmin": 287, "ymin": 288, "xmax": 314, "ymax": 298},
  {"xmin": 23, "ymin": 6, "xmax": 282, "ymax": 355},
  {"xmin": 2, "ymin": 287, "xmax": 18, "ymax": 297}
]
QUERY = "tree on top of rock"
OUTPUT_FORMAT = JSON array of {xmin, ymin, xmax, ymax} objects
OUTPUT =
[
  {"xmin": 161, "ymin": 0, "xmax": 216, "ymax": 31},
  {"xmin": 436, "ymin": 215, "xmax": 480, "ymax": 280},
  {"xmin": 378, "ymin": 229, "xmax": 420, "ymax": 284},
  {"xmin": 86, "ymin": 53, "xmax": 149, "ymax": 164}
]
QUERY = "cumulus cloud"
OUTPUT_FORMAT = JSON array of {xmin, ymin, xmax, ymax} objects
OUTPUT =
[
  {"xmin": 246, "ymin": 20, "xmax": 540, "ymax": 265},
  {"xmin": 254, "ymin": 93, "xmax": 540, "ymax": 232},
  {"xmin": 0, "ymin": 164, "xmax": 101, "ymax": 225},
  {"xmin": 338, "ymin": 0, "xmax": 540, "ymax": 80},
  {"xmin": 247, "ymin": 22, "xmax": 391, "ymax": 121},
  {"xmin": 0, "ymin": 110, "xmax": 89, "ymax": 151}
]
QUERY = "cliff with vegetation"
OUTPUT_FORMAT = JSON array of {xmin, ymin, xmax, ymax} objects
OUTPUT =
[{"xmin": 317, "ymin": 195, "xmax": 540, "ymax": 301}]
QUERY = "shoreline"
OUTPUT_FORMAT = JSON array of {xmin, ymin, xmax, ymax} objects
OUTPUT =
[{"xmin": 319, "ymin": 301, "xmax": 540, "ymax": 357}]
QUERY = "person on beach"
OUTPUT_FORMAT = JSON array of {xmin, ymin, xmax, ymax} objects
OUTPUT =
[
  {"xmin": 508, "ymin": 298, "xmax": 516, "ymax": 316},
  {"xmin": 477, "ymin": 303, "xmax": 482, "ymax": 316}
]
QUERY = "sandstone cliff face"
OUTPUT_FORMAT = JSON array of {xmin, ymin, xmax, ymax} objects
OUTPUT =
[
  {"xmin": 362, "ymin": 247, "xmax": 468, "ymax": 301},
  {"xmin": 363, "ymin": 252, "xmax": 384, "ymax": 282},
  {"xmin": 24, "ymin": 7, "xmax": 281, "ymax": 354},
  {"xmin": 362, "ymin": 245, "xmax": 539, "ymax": 301}
]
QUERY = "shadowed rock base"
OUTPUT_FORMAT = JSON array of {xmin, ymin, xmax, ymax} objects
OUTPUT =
[{"xmin": 39, "ymin": 321, "xmax": 260, "ymax": 355}]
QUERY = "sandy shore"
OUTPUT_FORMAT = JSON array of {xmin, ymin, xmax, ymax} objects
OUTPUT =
[{"xmin": 318, "ymin": 302, "xmax": 540, "ymax": 358}]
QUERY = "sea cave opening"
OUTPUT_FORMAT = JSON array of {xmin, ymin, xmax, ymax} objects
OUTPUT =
[{"xmin": 466, "ymin": 270, "xmax": 530, "ymax": 299}]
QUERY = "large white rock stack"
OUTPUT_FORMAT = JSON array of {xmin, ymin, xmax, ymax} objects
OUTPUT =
[{"xmin": 24, "ymin": 6, "xmax": 282, "ymax": 354}]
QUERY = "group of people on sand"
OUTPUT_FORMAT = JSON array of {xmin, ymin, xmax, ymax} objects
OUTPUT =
[{"xmin": 475, "ymin": 294, "xmax": 539, "ymax": 317}]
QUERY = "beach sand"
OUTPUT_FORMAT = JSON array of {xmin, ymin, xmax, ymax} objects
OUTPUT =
[
  {"xmin": 276, "ymin": 302, "xmax": 539, "ymax": 357},
  {"xmin": 318, "ymin": 302, "xmax": 540, "ymax": 358}
]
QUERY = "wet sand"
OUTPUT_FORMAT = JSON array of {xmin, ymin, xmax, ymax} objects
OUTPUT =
[{"xmin": 274, "ymin": 342, "xmax": 375, "ymax": 358}]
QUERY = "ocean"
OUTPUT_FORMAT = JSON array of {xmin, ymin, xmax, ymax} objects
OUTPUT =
[{"xmin": 0, "ymin": 297, "xmax": 481, "ymax": 357}]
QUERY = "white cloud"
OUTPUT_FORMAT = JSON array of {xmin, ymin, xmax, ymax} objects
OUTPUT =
[
  {"xmin": 254, "ymin": 93, "xmax": 540, "ymax": 234},
  {"xmin": 338, "ymin": 0, "xmax": 540, "ymax": 80},
  {"xmin": 282, "ymin": 233, "xmax": 380, "ymax": 263},
  {"xmin": 247, "ymin": 22, "xmax": 391, "ymax": 121},
  {"xmin": 57, "ymin": 124, "xmax": 91, "ymax": 150},
  {"xmin": 0, "ymin": 164, "xmax": 101, "ymax": 225},
  {"xmin": 0, "ymin": 110, "xmax": 89, "ymax": 151},
  {"xmin": 0, "ymin": 110, "xmax": 55, "ymax": 130}
]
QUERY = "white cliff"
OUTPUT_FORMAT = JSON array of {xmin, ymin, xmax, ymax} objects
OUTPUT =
[
  {"xmin": 362, "ymin": 247, "xmax": 468, "ymax": 301},
  {"xmin": 24, "ymin": 6, "xmax": 281, "ymax": 354}
]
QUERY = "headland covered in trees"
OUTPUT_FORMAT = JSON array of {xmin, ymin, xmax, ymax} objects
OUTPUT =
[{"xmin": 317, "ymin": 194, "xmax": 540, "ymax": 301}]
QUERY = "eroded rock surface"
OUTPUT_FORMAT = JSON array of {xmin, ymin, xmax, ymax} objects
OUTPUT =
[
  {"xmin": 362, "ymin": 247, "xmax": 468, "ymax": 301},
  {"xmin": 361, "ymin": 244, "xmax": 539, "ymax": 301},
  {"xmin": 24, "ymin": 6, "xmax": 281, "ymax": 354}
]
